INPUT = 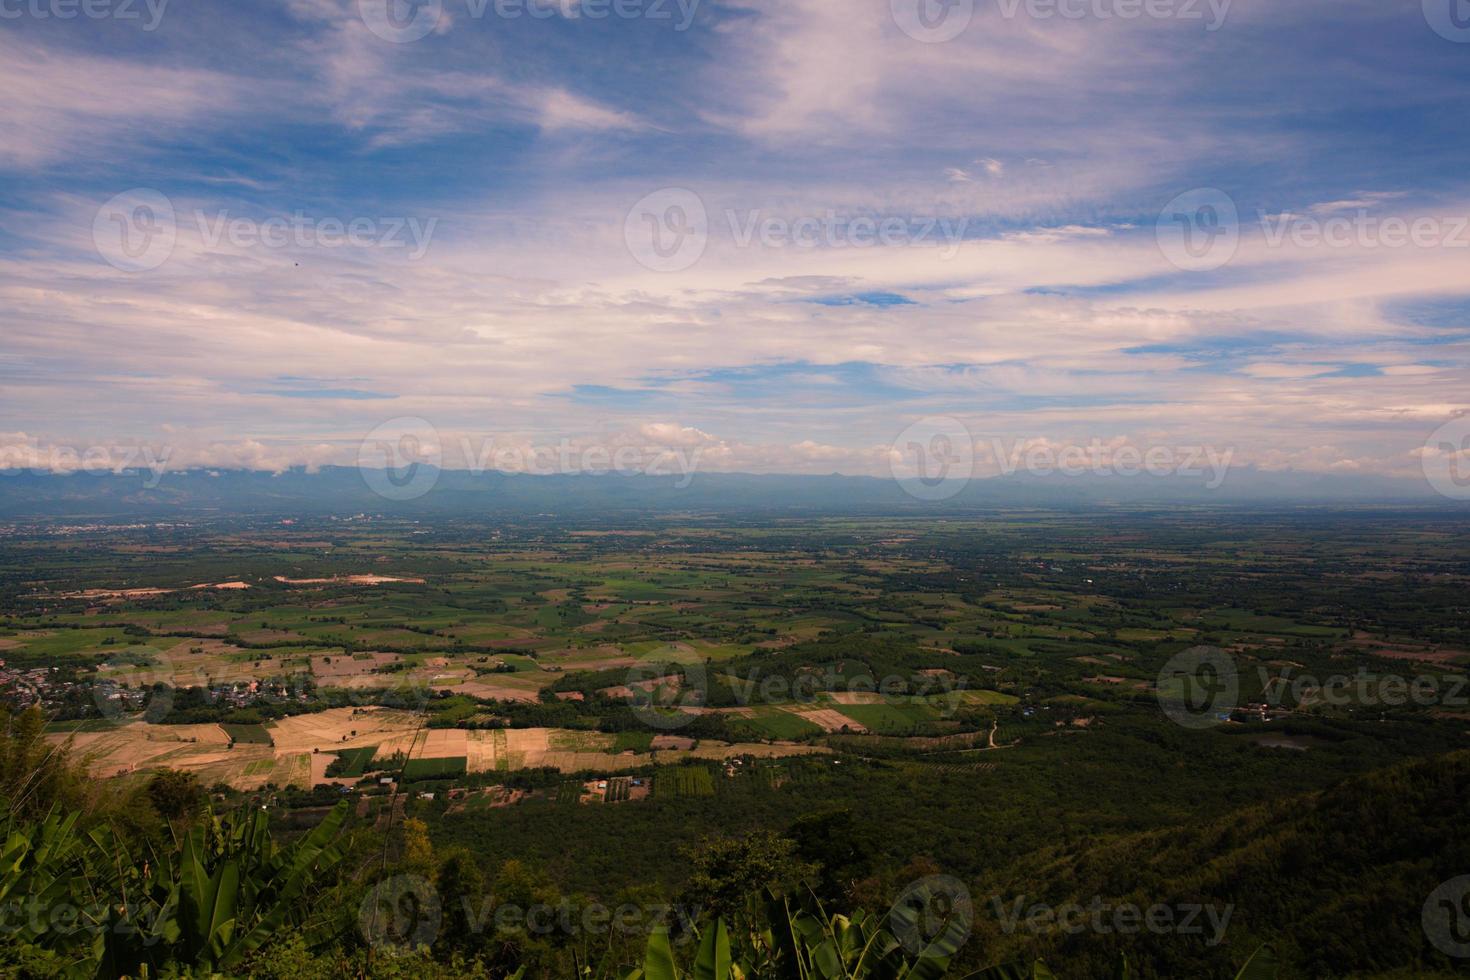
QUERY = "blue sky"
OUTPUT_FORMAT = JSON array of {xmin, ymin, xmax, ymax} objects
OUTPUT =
[{"xmin": 1, "ymin": 0, "xmax": 1468, "ymax": 480}]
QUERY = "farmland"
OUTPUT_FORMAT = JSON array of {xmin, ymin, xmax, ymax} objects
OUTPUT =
[
  {"xmin": 4, "ymin": 512, "xmax": 1466, "ymax": 798},
  {"xmin": 4, "ymin": 510, "xmax": 1470, "ymax": 977}
]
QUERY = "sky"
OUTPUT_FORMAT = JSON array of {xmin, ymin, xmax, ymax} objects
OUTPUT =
[{"xmin": 2, "ymin": 0, "xmax": 1469, "ymax": 488}]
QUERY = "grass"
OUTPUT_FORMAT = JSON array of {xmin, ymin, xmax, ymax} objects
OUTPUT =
[
  {"xmin": 402, "ymin": 756, "xmax": 468, "ymax": 782},
  {"xmin": 45, "ymin": 718, "xmax": 124, "ymax": 734},
  {"xmin": 656, "ymin": 766, "xmax": 715, "ymax": 798},
  {"xmin": 327, "ymin": 745, "xmax": 380, "ymax": 778},
  {"xmin": 221, "ymin": 723, "xmax": 273, "ymax": 745},
  {"xmin": 733, "ymin": 708, "xmax": 823, "ymax": 740},
  {"xmin": 612, "ymin": 730, "xmax": 654, "ymax": 753},
  {"xmin": 832, "ymin": 702, "xmax": 943, "ymax": 734}
]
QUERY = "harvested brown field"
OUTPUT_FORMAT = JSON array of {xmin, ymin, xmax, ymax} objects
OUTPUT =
[
  {"xmin": 267, "ymin": 707, "xmax": 422, "ymax": 755},
  {"xmin": 824, "ymin": 692, "xmax": 885, "ymax": 705},
  {"xmin": 794, "ymin": 707, "xmax": 867, "ymax": 733}
]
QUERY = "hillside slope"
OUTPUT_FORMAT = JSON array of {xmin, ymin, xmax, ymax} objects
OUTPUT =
[{"xmin": 967, "ymin": 750, "xmax": 1470, "ymax": 978}]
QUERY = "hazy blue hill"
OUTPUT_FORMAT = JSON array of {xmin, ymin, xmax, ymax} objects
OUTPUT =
[{"xmin": 0, "ymin": 466, "xmax": 1457, "ymax": 518}]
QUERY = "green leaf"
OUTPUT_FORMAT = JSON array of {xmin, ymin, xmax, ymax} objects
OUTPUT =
[
  {"xmin": 643, "ymin": 925, "xmax": 680, "ymax": 980},
  {"xmin": 694, "ymin": 919, "xmax": 732, "ymax": 980}
]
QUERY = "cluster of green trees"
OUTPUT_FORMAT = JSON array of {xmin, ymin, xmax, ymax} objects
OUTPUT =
[{"xmin": 3, "ymin": 704, "xmax": 1304, "ymax": 979}]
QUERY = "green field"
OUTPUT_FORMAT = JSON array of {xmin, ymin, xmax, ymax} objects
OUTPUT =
[
  {"xmin": 731, "ymin": 707, "xmax": 824, "ymax": 740},
  {"xmin": 612, "ymin": 730, "xmax": 654, "ymax": 753},
  {"xmin": 401, "ymin": 756, "xmax": 468, "ymax": 782},
  {"xmin": 326, "ymin": 745, "xmax": 380, "ymax": 778},
  {"xmin": 220, "ymin": 723, "xmax": 272, "ymax": 745},
  {"xmin": 655, "ymin": 766, "xmax": 715, "ymax": 798},
  {"xmin": 832, "ymin": 702, "xmax": 944, "ymax": 734}
]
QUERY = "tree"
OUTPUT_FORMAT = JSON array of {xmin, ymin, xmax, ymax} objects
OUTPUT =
[
  {"xmin": 436, "ymin": 847, "xmax": 488, "ymax": 952},
  {"xmin": 789, "ymin": 808, "xmax": 875, "ymax": 906},
  {"xmin": 400, "ymin": 816, "xmax": 436, "ymax": 876},
  {"xmin": 147, "ymin": 767, "xmax": 205, "ymax": 824},
  {"xmin": 679, "ymin": 830, "xmax": 815, "ymax": 925}
]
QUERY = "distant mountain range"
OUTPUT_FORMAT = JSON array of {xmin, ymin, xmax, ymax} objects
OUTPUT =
[{"xmin": 0, "ymin": 466, "xmax": 1461, "ymax": 519}]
